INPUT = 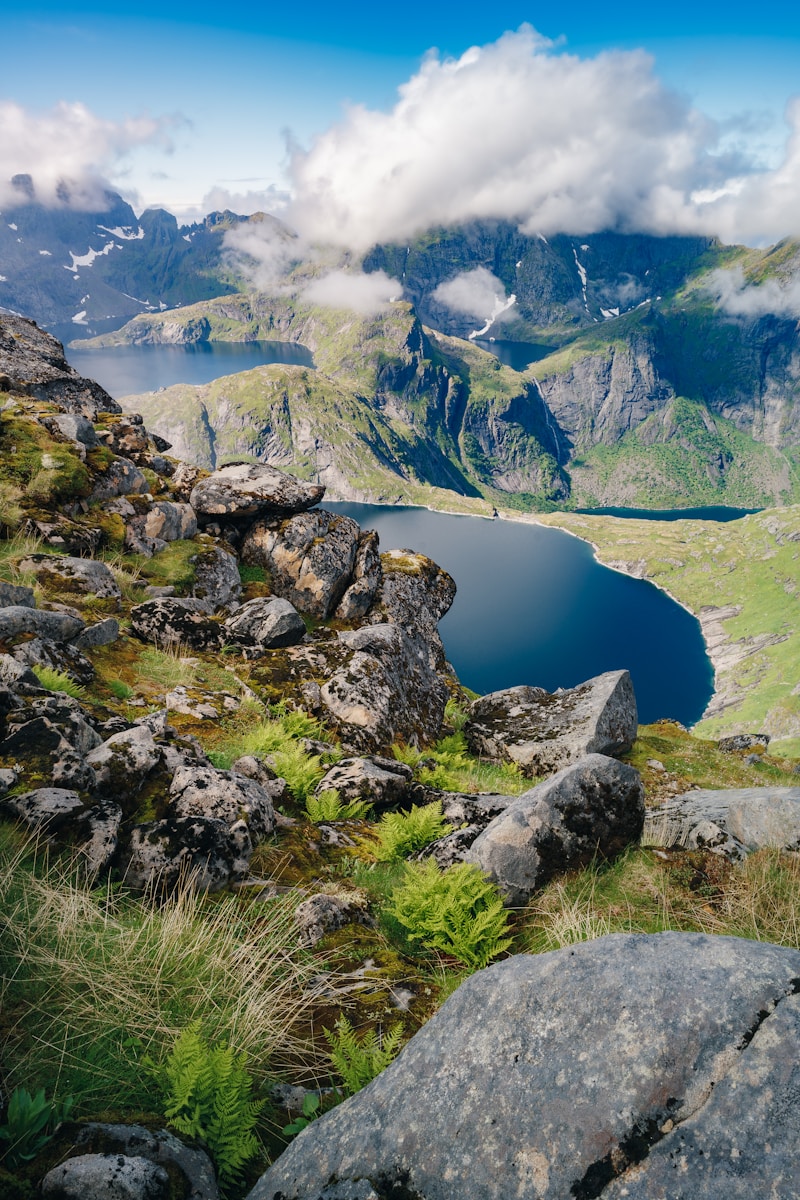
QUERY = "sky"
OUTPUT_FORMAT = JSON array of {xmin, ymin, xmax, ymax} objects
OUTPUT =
[{"xmin": 3, "ymin": 1, "xmax": 800, "ymax": 247}]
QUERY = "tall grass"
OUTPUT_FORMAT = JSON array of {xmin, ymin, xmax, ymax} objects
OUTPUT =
[{"xmin": 0, "ymin": 834, "xmax": 325, "ymax": 1116}]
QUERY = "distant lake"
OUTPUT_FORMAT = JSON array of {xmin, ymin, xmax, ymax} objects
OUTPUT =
[
  {"xmin": 577, "ymin": 506, "xmax": 759, "ymax": 522},
  {"xmin": 475, "ymin": 339, "xmax": 553, "ymax": 370},
  {"xmin": 66, "ymin": 340, "xmax": 313, "ymax": 399},
  {"xmin": 328, "ymin": 502, "xmax": 714, "ymax": 727}
]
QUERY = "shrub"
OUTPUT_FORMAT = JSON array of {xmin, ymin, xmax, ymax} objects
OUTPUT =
[
  {"xmin": 31, "ymin": 666, "xmax": 85, "ymax": 701},
  {"xmin": 305, "ymin": 790, "xmax": 372, "ymax": 822},
  {"xmin": 387, "ymin": 860, "xmax": 513, "ymax": 969},
  {"xmin": 324, "ymin": 1014, "xmax": 403, "ymax": 1097},
  {"xmin": 150, "ymin": 1021, "xmax": 262, "ymax": 1194},
  {"xmin": 374, "ymin": 802, "xmax": 451, "ymax": 862}
]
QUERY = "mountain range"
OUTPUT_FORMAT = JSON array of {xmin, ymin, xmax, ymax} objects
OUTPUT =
[{"xmin": 3, "ymin": 183, "xmax": 799, "ymax": 511}]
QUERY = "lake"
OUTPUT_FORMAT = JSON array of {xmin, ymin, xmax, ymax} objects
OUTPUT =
[
  {"xmin": 327, "ymin": 503, "xmax": 714, "ymax": 727},
  {"xmin": 67, "ymin": 341, "xmax": 313, "ymax": 398}
]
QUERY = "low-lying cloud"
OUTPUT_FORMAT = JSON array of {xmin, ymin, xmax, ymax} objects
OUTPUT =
[
  {"xmin": 284, "ymin": 26, "xmax": 800, "ymax": 249},
  {"xmin": 432, "ymin": 268, "xmax": 511, "ymax": 321},
  {"xmin": 302, "ymin": 269, "xmax": 402, "ymax": 315},
  {"xmin": 706, "ymin": 264, "xmax": 800, "ymax": 318},
  {"xmin": 0, "ymin": 100, "xmax": 177, "ymax": 210}
]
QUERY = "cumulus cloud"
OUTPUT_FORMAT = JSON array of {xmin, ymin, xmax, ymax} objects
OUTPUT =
[
  {"xmin": 0, "ymin": 100, "xmax": 177, "ymax": 209},
  {"xmin": 199, "ymin": 183, "xmax": 291, "ymax": 217},
  {"xmin": 301, "ymin": 269, "xmax": 402, "ymax": 315},
  {"xmin": 223, "ymin": 218, "xmax": 303, "ymax": 290},
  {"xmin": 283, "ymin": 26, "xmax": 800, "ymax": 249},
  {"xmin": 432, "ymin": 268, "xmax": 511, "ymax": 321},
  {"xmin": 705, "ymin": 264, "xmax": 800, "ymax": 318}
]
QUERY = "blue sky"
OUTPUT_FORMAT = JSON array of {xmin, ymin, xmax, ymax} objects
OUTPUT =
[{"xmin": 3, "ymin": 2, "xmax": 800, "ymax": 243}]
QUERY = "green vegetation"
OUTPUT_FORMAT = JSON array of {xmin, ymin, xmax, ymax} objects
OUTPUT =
[
  {"xmin": 387, "ymin": 860, "xmax": 513, "ymax": 969},
  {"xmin": 324, "ymin": 1014, "xmax": 403, "ymax": 1097},
  {"xmin": 394, "ymin": 729, "xmax": 526, "ymax": 795},
  {"xmin": 374, "ymin": 802, "xmax": 452, "ymax": 862},
  {"xmin": 0, "ymin": 1088, "xmax": 73, "ymax": 1169},
  {"xmin": 305, "ymin": 790, "xmax": 372, "ymax": 822},
  {"xmin": 150, "ymin": 1022, "xmax": 263, "ymax": 1194},
  {"xmin": 30, "ymin": 666, "xmax": 86, "ymax": 700}
]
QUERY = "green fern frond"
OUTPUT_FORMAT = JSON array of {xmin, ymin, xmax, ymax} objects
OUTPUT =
[
  {"xmin": 305, "ymin": 789, "xmax": 372, "ymax": 822},
  {"xmin": 374, "ymin": 802, "xmax": 451, "ymax": 862},
  {"xmin": 324, "ymin": 1015, "xmax": 403, "ymax": 1097}
]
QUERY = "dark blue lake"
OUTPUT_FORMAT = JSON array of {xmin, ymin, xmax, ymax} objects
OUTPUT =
[
  {"xmin": 475, "ymin": 339, "xmax": 554, "ymax": 370},
  {"xmin": 577, "ymin": 506, "xmax": 758, "ymax": 522},
  {"xmin": 66, "ymin": 341, "xmax": 313, "ymax": 398},
  {"xmin": 328, "ymin": 503, "xmax": 714, "ymax": 727}
]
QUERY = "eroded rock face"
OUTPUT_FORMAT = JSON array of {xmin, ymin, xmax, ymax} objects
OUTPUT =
[
  {"xmin": 320, "ymin": 623, "xmax": 448, "ymax": 753},
  {"xmin": 223, "ymin": 597, "xmax": 306, "ymax": 649},
  {"xmin": 369, "ymin": 549, "xmax": 456, "ymax": 670},
  {"xmin": 465, "ymin": 669, "xmax": 638, "ymax": 776},
  {"xmin": 0, "ymin": 313, "xmax": 121, "ymax": 417},
  {"xmin": 465, "ymin": 754, "xmax": 645, "ymax": 905},
  {"xmin": 334, "ymin": 530, "xmax": 382, "ymax": 621},
  {"xmin": 241, "ymin": 509, "xmax": 360, "ymax": 619},
  {"xmin": 129, "ymin": 598, "xmax": 223, "ymax": 651},
  {"xmin": 644, "ymin": 785, "xmax": 800, "ymax": 860},
  {"xmin": 246, "ymin": 933, "xmax": 800, "ymax": 1200},
  {"xmin": 189, "ymin": 462, "xmax": 324, "ymax": 520}
]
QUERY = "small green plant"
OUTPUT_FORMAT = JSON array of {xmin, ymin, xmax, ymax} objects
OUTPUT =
[
  {"xmin": 387, "ymin": 860, "xmax": 513, "ymax": 969},
  {"xmin": 324, "ymin": 1015, "xmax": 403, "ymax": 1097},
  {"xmin": 305, "ymin": 790, "xmax": 372, "ymax": 822},
  {"xmin": 106, "ymin": 678, "xmax": 133, "ymax": 700},
  {"xmin": 282, "ymin": 1091, "xmax": 323, "ymax": 1136},
  {"xmin": 150, "ymin": 1021, "xmax": 263, "ymax": 1194},
  {"xmin": 239, "ymin": 564, "xmax": 268, "ymax": 585},
  {"xmin": 31, "ymin": 666, "xmax": 85, "ymax": 700},
  {"xmin": 0, "ymin": 1087, "xmax": 73, "ymax": 1167},
  {"xmin": 374, "ymin": 802, "xmax": 451, "ymax": 862}
]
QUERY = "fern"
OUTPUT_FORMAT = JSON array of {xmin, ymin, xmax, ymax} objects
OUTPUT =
[
  {"xmin": 374, "ymin": 802, "xmax": 452, "ymax": 862},
  {"xmin": 305, "ymin": 789, "xmax": 372, "ymax": 822},
  {"xmin": 151, "ymin": 1021, "xmax": 263, "ymax": 1194},
  {"xmin": 387, "ymin": 860, "xmax": 513, "ymax": 969},
  {"xmin": 324, "ymin": 1015, "xmax": 403, "ymax": 1097}
]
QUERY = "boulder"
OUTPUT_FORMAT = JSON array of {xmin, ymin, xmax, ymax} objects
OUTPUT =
[
  {"xmin": 89, "ymin": 457, "xmax": 149, "ymax": 502},
  {"xmin": 165, "ymin": 685, "xmax": 241, "ymax": 720},
  {"xmin": 644, "ymin": 785, "xmax": 800, "ymax": 860},
  {"xmin": 72, "ymin": 801, "xmax": 124, "ymax": 874},
  {"xmin": 465, "ymin": 754, "xmax": 645, "ymax": 906},
  {"xmin": 335, "ymin": 530, "xmax": 382, "ymax": 621},
  {"xmin": 47, "ymin": 412, "xmax": 100, "ymax": 448},
  {"xmin": 129, "ymin": 598, "xmax": 222, "ymax": 651},
  {"xmin": 0, "ymin": 580, "xmax": 35, "ymax": 608},
  {"xmin": 241, "ymin": 509, "xmax": 360, "ymax": 619},
  {"xmin": 124, "ymin": 501, "xmax": 197, "ymax": 557},
  {"xmin": 118, "ymin": 816, "xmax": 251, "ymax": 891},
  {"xmin": 189, "ymin": 461, "xmax": 324, "ymax": 520},
  {"xmin": 320, "ymin": 623, "xmax": 448, "ymax": 753},
  {"xmin": 11, "ymin": 635, "xmax": 95, "ymax": 685},
  {"xmin": 369, "ymin": 549, "xmax": 456, "ymax": 670},
  {"xmin": 40, "ymin": 1153, "xmax": 170, "ymax": 1200},
  {"xmin": 294, "ymin": 892, "xmax": 375, "ymax": 948},
  {"xmin": 718, "ymin": 733, "xmax": 771, "ymax": 753},
  {"xmin": 168, "ymin": 764, "xmax": 277, "ymax": 841},
  {"xmin": 314, "ymin": 756, "xmax": 414, "ymax": 811},
  {"xmin": 465, "ymin": 669, "xmax": 638, "ymax": 776},
  {"xmin": 0, "ymin": 605, "xmax": 85, "ymax": 643},
  {"xmin": 223, "ymin": 597, "xmax": 306, "ymax": 649},
  {"xmin": 17, "ymin": 554, "xmax": 121, "ymax": 599},
  {"xmin": 191, "ymin": 543, "xmax": 241, "ymax": 611},
  {"xmin": 86, "ymin": 726, "xmax": 163, "ymax": 794},
  {"xmin": 70, "ymin": 1124, "xmax": 219, "ymax": 1200},
  {"xmin": 74, "ymin": 617, "xmax": 120, "ymax": 650},
  {"xmin": 246, "ymin": 933, "xmax": 800, "ymax": 1200},
  {"xmin": 1, "ymin": 786, "xmax": 85, "ymax": 831}
]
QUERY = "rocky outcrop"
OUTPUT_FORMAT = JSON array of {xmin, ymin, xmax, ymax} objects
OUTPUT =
[
  {"xmin": 465, "ymin": 754, "xmax": 645, "ymax": 905},
  {"xmin": 241, "ymin": 509, "xmax": 360, "ymax": 619},
  {"xmin": 129, "ymin": 598, "xmax": 223, "ymax": 651},
  {"xmin": 465, "ymin": 669, "xmax": 638, "ymax": 775},
  {"xmin": 246, "ymin": 932, "xmax": 800, "ymax": 1200},
  {"xmin": 189, "ymin": 461, "xmax": 324, "ymax": 521},
  {"xmin": 17, "ymin": 554, "xmax": 121, "ymax": 599},
  {"xmin": 314, "ymin": 756, "xmax": 414, "ymax": 811},
  {"xmin": 0, "ymin": 313, "xmax": 121, "ymax": 417},
  {"xmin": 223, "ymin": 597, "xmax": 306, "ymax": 649},
  {"xmin": 644, "ymin": 785, "xmax": 800, "ymax": 860}
]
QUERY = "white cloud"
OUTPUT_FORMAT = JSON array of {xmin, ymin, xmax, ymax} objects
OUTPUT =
[
  {"xmin": 0, "ymin": 100, "xmax": 177, "ymax": 209},
  {"xmin": 222, "ymin": 218, "xmax": 304, "ymax": 290},
  {"xmin": 283, "ymin": 26, "xmax": 800, "ymax": 249},
  {"xmin": 706, "ymin": 264, "xmax": 800, "ymax": 318},
  {"xmin": 199, "ymin": 183, "xmax": 291, "ymax": 218},
  {"xmin": 301, "ymin": 269, "xmax": 402, "ymax": 315},
  {"xmin": 432, "ymin": 268, "xmax": 510, "ymax": 320}
]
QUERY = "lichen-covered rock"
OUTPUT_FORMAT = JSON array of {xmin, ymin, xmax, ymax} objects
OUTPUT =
[
  {"xmin": 320, "ymin": 623, "xmax": 448, "ymax": 753},
  {"xmin": 0, "ymin": 313, "xmax": 120, "ymax": 417},
  {"xmin": 124, "ymin": 501, "xmax": 197, "ymax": 557},
  {"xmin": 74, "ymin": 617, "xmax": 120, "ymax": 649},
  {"xmin": 118, "ymin": 816, "xmax": 251, "ymax": 891},
  {"xmin": 465, "ymin": 669, "xmax": 638, "ymax": 776},
  {"xmin": 335, "ymin": 530, "xmax": 382, "ymax": 621},
  {"xmin": 40, "ymin": 1153, "xmax": 170, "ymax": 1200},
  {"xmin": 70, "ymin": 1124, "xmax": 219, "ymax": 1200},
  {"xmin": 190, "ymin": 461, "xmax": 324, "ymax": 520},
  {"xmin": 11, "ymin": 634, "xmax": 95, "ymax": 685},
  {"xmin": 129, "ymin": 597, "xmax": 223, "ymax": 650},
  {"xmin": 191, "ymin": 543, "xmax": 241, "ymax": 611},
  {"xmin": 465, "ymin": 754, "xmax": 645, "ymax": 905},
  {"xmin": 315, "ymin": 756, "xmax": 413, "ymax": 811},
  {"xmin": 246, "ymin": 933, "xmax": 800, "ymax": 1200},
  {"xmin": 718, "ymin": 733, "xmax": 771, "ymax": 753},
  {"xmin": 17, "ymin": 553, "xmax": 121, "ymax": 599},
  {"xmin": 1, "ymin": 786, "xmax": 85, "ymax": 831},
  {"xmin": 0, "ymin": 605, "xmax": 85, "ymax": 642},
  {"xmin": 223, "ymin": 597, "xmax": 306, "ymax": 648},
  {"xmin": 88, "ymin": 457, "xmax": 149, "ymax": 502},
  {"xmin": 294, "ymin": 892, "xmax": 375, "ymax": 948},
  {"xmin": 72, "ymin": 801, "xmax": 123, "ymax": 874},
  {"xmin": 644, "ymin": 785, "xmax": 800, "ymax": 860},
  {"xmin": 241, "ymin": 509, "xmax": 359, "ymax": 618},
  {"xmin": 0, "ymin": 580, "xmax": 35, "ymax": 608},
  {"xmin": 164, "ymin": 685, "xmax": 241, "ymax": 720},
  {"xmin": 368, "ymin": 549, "xmax": 456, "ymax": 670},
  {"xmin": 168, "ymin": 764, "xmax": 276, "ymax": 841},
  {"xmin": 86, "ymin": 725, "xmax": 163, "ymax": 794}
]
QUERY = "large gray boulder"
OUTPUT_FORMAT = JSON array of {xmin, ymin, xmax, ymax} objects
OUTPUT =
[
  {"xmin": 246, "ymin": 933, "xmax": 800, "ymax": 1200},
  {"xmin": 129, "ymin": 597, "xmax": 222, "ymax": 651},
  {"xmin": 241, "ymin": 509, "xmax": 360, "ymax": 619},
  {"xmin": 644, "ymin": 785, "xmax": 800, "ymax": 860},
  {"xmin": 369, "ymin": 548, "xmax": 456, "ymax": 670},
  {"xmin": 68, "ymin": 1122, "xmax": 219, "ymax": 1200},
  {"xmin": 168, "ymin": 763, "xmax": 277, "ymax": 841},
  {"xmin": 85, "ymin": 725, "xmax": 163, "ymax": 794},
  {"xmin": 314, "ymin": 756, "xmax": 414, "ymax": 811},
  {"xmin": 0, "ymin": 605, "xmax": 85, "ymax": 642},
  {"xmin": 190, "ymin": 461, "xmax": 324, "ymax": 520},
  {"xmin": 118, "ymin": 816, "xmax": 251, "ymax": 891},
  {"xmin": 320, "ymin": 623, "xmax": 448, "ymax": 753},
  {"xmin": 17, "ymin": 553, "xmax": 121, "ymax": 599},
  {"xmin": 223, "ymin": 597, "xmax": 306, "ymax": 649},
  {"xmin": 465, "ymin": 669, "xmax": 638, "ymax": 776},
  {"xmin": 465, "ymin": 754, "xmax": 644, "ymax": 905},
  {"xmin": 40, "ymin": 1153, "xmax": 169, "ymax": 1200}
]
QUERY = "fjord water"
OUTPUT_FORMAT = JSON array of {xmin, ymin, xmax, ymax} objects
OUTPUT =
[
  {"xmin": 329, "ymin": 503, "xmax": 714, "ymax": 726},
  {"xmin": 67, "ymin": 341, "xmax": 313, "ymax": 397}
]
